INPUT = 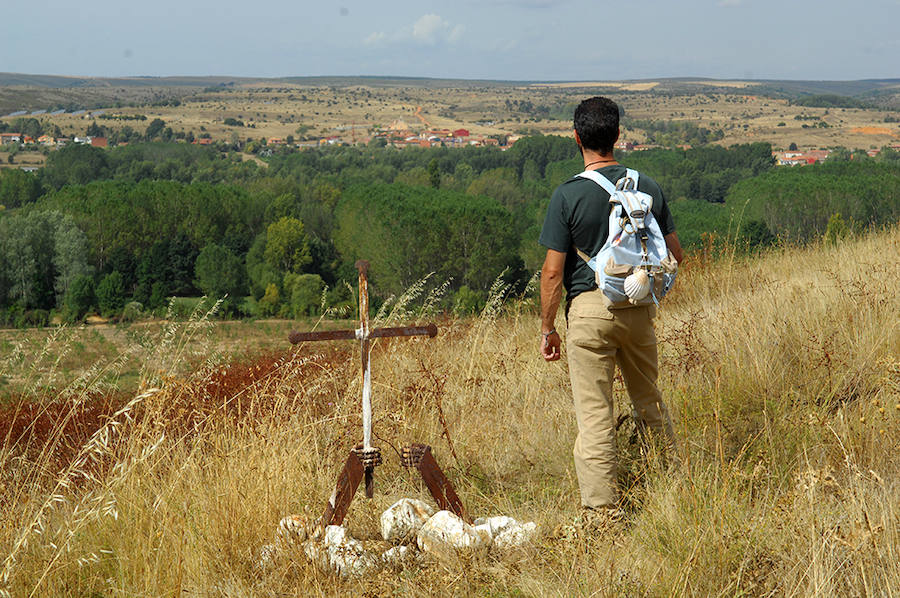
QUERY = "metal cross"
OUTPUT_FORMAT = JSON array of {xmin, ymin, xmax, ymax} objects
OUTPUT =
[{"xmin": 288, "ymin": 260, "xmax": 468, "ymax": 527}]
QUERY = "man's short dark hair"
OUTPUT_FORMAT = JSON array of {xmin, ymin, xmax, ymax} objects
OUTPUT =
[{"xmin": 574, "ymin": 97, "xmax": 619, "ymax": 154}]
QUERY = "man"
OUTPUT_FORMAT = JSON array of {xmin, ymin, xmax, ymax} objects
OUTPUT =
[{"xmin": 538, "ymin": 96, "xmax": 683, "ymax": 524}]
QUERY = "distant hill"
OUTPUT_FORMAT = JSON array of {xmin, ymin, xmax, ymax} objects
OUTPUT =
[
  {"xmin": 1, "ymin": 72, "xmax": 898, "ymax": 120},
  {"xmin": 2, "ymin": 72, "xmax": 898, "ymax": 95}
]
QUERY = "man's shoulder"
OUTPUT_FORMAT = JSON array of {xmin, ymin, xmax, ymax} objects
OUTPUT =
[
  {"xmin": 554, "ymin": 175, "xmax": 602, "ymax": 197},
  {"xmin": 632, "ymin": 169, "xmax": 664, "ymax": 197}
]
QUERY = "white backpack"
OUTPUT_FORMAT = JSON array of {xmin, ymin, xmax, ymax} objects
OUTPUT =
[{"xmin": 574, "ymin": 168, "xmax": 678, "ymax": 306}]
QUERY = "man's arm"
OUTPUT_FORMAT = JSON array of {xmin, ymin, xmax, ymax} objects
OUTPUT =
[
  {"xmin": 664, "ymin": 231, "xmax": 684, "ymax": 264},
  {"xmin": 539, "ymin": 249, "xmax": 566, "ymax": 361}
]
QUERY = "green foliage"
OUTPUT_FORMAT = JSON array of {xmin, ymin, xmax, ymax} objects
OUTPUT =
[
  {"xmin": 53, "ymin": 214, "xmax": 94, "ymax": 302},
  {"xmin": 36, "ymin": 180, "xmax": 264, "ymax": 271},
  {"xmin": 0, "ymin": 210, "xmax": 93, "ymax": 310},
  {"xmin": 258, "ymin": 283, "xmax": 280, "ymax": 316},
  {"xmin": 667, "ymin": 200, "xmax": 733, "ymax": 249},
  {"xmin": 8, "ymin": 117, "xmax": 44, "ymax": 138},
  {"xmin": 194, "ymin": 243, "xmax": 246, "ymax": 303},
  {"xmin": 791, "ymin": 94, "xmax": 873, "ymax": 109},
  {"xmin": 506, "ymin": 135, "xmax": 573, "ymax": 178},
  {"xmin": 428, "ymin": 158, "xmax": 441, "ymax": 189},
  {"xmin": 96, "ymin": 271, "xmax": 126, "ymax": 316},
  {"xmin": 824, "ymin": 212, "xmax": 849, "ymax": 245},
  {"xmin": 726, "ymin": 161, "xmax": 900, "ymax": 242},
  {"xmin": 121, "ymin": 301, "xmax": 144, "ymax": 322},
  {"xmin": 284, "ymin": 272, "xmax": 324, "ymax": 317},
  {"xmin": 466, "ymin": 168, "xmax": 522, "ymax": 210},
  {"xmin": 453, "ymin": 285, "xmax": 484, "ymax": 315},
  {"xmin": 264, "ymin": 217, "xmax": 311, "ymax": 274},
  {"xmin": 63, "ymin": 274, "xmax": 96, "ymax": 320},
  {"xmin": 0, "ymin": 169, "xmax": 42, "ymax": 208},
  {"xmin": 148, "ymin": 281, "xmax": 169, "ymax": 310},
  {"xmin": 3, "ymin": 135, "xmax": 894, "ymax": 321},
  {"xmin": 623, "ymin": 118, "xmax": 724, "ymax": 147},
  {"xmin": 334, "ymin": 182, "xmax": 522, "ymax": 297},
  {"xmin": 624, "ymin": 143, "xmax": 774, "ymax": 203},
  {"xmin": 145, "ymin": 118, "xmax": 166, "ymax": 140},
  {"xmin": 41, "ymin": 144, "xmax": 109, "ymax": 190}
]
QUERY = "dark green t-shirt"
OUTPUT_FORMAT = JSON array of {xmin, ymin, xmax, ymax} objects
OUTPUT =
[{"xmin": 538, "ymin": 164, "xmax": 675, "ymax": 301}]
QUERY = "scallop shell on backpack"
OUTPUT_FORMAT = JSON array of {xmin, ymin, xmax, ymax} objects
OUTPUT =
[{"xmin": 623, "ymin": 268, "xmax": 651, "ymax": 301}]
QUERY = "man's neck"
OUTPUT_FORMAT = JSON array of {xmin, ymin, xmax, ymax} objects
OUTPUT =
[{"xmin": 582, "ymin": 149, "xmax": 618, "ymax": 170}]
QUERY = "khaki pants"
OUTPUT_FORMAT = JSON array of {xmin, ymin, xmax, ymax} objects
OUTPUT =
[{"xmin": 566, "ymin": 289, "xmax": 675, "ymax": 508}]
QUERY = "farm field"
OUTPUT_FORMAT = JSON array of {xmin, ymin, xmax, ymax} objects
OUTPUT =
[
  {"xmin": 1, "ymin": 227, "xmax": 898, "ymax": 596},
  {"xmin": 2, "ymin": 76, "xmax": 899, "ymax": 156}
]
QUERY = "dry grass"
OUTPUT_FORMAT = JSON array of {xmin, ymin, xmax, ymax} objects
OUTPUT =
[{"xmin": 1, "ymin": 227, "xmax": 898, "ymax": 597}]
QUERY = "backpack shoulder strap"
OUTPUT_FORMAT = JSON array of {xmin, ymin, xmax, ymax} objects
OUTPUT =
[{"xmin": 575, "ymin": 169, "xmax": 617, "ymax": 195}]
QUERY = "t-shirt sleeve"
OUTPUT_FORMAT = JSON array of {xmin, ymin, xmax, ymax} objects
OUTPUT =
[
  {"xmin": 642, "ymin": 176, "xmax": 675, "ymax": 236},
  {"xmin": 538, "ymin": 186, "xmax": 571, "ymax": 252},
  {"xmin": 655, "ymin": 189, "xmax": 676, "ymax": 236}
]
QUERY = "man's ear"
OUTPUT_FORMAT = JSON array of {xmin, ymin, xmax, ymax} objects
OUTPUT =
[{"xmin": 574, "ymin": 129, "xmax": 582, "ymax": 147}]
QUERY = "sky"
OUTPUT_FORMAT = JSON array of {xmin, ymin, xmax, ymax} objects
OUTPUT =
[{"xmin": 2, "ymin": 0, "xmax": 899, "ymax": 82}]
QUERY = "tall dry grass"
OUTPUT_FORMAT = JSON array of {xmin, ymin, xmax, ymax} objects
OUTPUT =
[{"xmin": 1, "ymin": 228, "xmax": 898, "ymax": 597}]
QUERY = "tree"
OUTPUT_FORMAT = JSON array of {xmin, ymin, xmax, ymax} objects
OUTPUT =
[
  {"xmin": 788, "ymin": 142, "xmax": 798, "ymax": 151},
  {"xmin": 0, "ymin": 168, "xmax": 42, "ymax": 208},
  {"xmin": 258, "ymin": 283, "xmax": 280, "ymax": 316},
  {"xmin": 284, "ymin": 272, "xmax": 324, "ymax": 317},
  {"xmin": 145, "ymin": 118, "xmax": 166, "ymax": 140},
  {"xmin": 428, "ymin": 158, "xmax": 441, "ymax": 189},
  {"xmin": 96, "ymin": 271, "xmax": 126, "ymax": 316},
  {"xmin": 53, "ymin": 215, "xmax": 94, "ymax": 303},
  {"xmin": 1, "ymin": 220, "xmax": 36, "ymax": 307},
  {"xmin": 334, "ymin": 182, "xmax": 522, "ymax": 297},
  {"xmin": 194, "ymin": 243, "xmax": 246, "ymax": 305},
  {"xmin": 264, "ymin": 217, "xmax": 311, "ymax": 274},
  {"xmin": 86, "ymin": 121, "xmax": 104, "ymax": 137},
  {"xmin": 41, "ymin": 144, "xmax": 109, "ymax": 189},
  {"xmin": 63, "ymin": 274, "xmax": 96, "ymax": 320}
]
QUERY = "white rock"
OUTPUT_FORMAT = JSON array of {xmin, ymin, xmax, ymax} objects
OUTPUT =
[
  {"xmin": 305, "ymin": 525, "xmax": 380, "ymax": 578},
  {"xmin": 382, "ymin": 545, "xmax": 416, "ymax": 566},
  {"xmin": 493, "ymin": 521, "xmax": 537, "ymax": 549},
  {"xmin": 417, "ymin": 510, "xmax": 490, "ymax": 559},
  {"xmin": 473, "ymin": 515, "xmax": 517, "ymax": 539},
  {"xmin": 381, "ymin": 498, "xmax": 436, "ymax": 543}
]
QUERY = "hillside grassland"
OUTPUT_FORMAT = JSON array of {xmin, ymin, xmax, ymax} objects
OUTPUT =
[{"xmin": 1, "ymin": 227, "xmax": 898, "ymax": 596}]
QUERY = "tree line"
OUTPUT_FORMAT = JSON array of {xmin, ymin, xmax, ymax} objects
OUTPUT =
[{"xmin": 0, "ymin": 137, "xmax": 897, "ymax": 326}]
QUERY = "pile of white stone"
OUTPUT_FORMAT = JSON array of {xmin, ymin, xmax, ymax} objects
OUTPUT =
[{"xmin": 259, "ymin": 498, "xmax": 537, "ymax": 577}]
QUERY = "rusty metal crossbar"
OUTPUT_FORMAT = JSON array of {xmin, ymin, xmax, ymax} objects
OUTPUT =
[{"xmin": 288, "ymin": 260, "xmax": 469, "ymax": 527}]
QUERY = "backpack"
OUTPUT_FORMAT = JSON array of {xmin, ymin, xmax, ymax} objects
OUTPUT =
[{"xmin": 574, "ymin": 168, "xmax": 678, "ymax": 306}]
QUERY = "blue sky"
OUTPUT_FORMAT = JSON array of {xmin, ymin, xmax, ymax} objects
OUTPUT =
[{"xmin": 2, "ymin": 0, "xmax": 898, "ymax": 81}]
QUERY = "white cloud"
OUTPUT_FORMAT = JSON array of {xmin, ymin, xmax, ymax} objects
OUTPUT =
[
  {"xmin": 413, "ymin": 14, "xmax": 446, "ymax": 41},
  {"xmin": 448, "ymin": 24, "xmax": 465, "ymax": 43},
  {"xmin": 366, "ymin": 14, "xmax": 464, "ymax": 47}
]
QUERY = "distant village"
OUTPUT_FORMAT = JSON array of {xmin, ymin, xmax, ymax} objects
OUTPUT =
[{"xmin": 2, "ymin": 109, "xmax": 899, "ymax": 167}]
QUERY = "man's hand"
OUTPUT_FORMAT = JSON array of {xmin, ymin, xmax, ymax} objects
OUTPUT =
[
  {"xmin": 539, "ymin": 249, "xmax": 566, "ymax": 361},
  {"xmin": 540, "ymin": 330, "xmax": 561, "ymax": 361}
]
